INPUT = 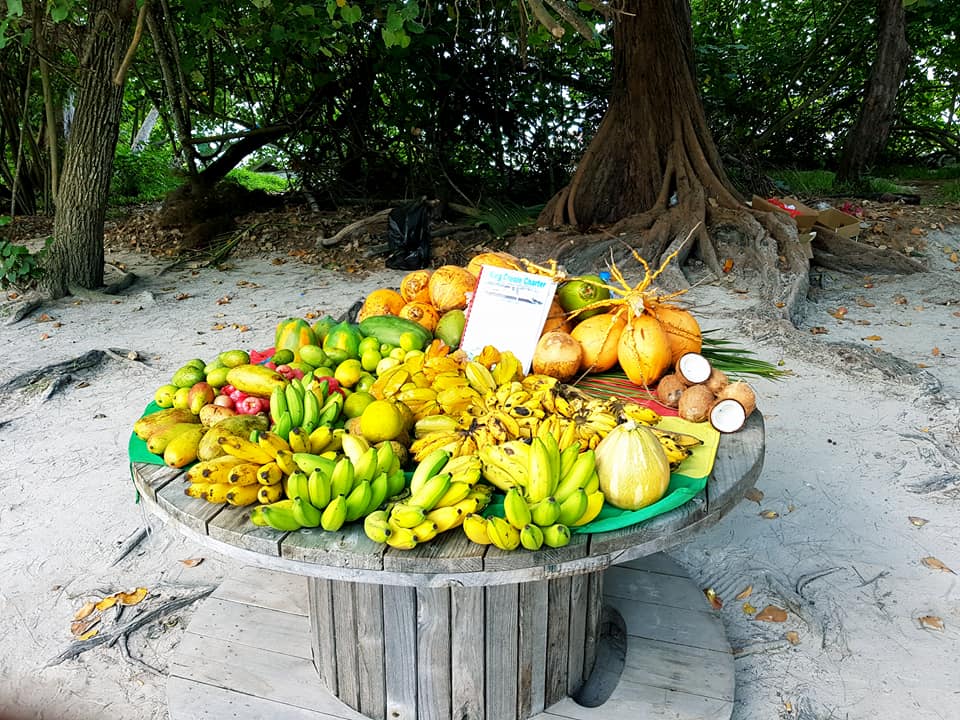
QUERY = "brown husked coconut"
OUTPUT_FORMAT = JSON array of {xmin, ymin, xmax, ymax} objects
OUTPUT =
[
  {"xmin": 716, "ymin": 381, "xmax": 756, "ymax": 417},
  {"xmin": 703, "ymin": 367, "xmax": 729, "ymax": 395},
  {"xmin": 655, "ymin": 374, "xmax": 686, "ymax": 408},
  {"xmin": 675, "ymin": 352, "xmax": 712, "ymax": 385},
  {"xmin": 677, "ymin": 384, "xmax": 715, "ymax": 423}
]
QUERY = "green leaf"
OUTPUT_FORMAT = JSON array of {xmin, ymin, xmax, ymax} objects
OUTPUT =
[
  {"xmin": 340, "ymin": 4, "xmax": 361, "ymax": 23},
  {"xmin": 297, "ymin": 5, "xmax": 315, "ymax": 16},
  {"xmin": 6, "ymin": 1, "xmax": 23, "ymax": 17},
  {"xmin": 49, "ymin": 0, "xmax": 70, "ymax": 22}
]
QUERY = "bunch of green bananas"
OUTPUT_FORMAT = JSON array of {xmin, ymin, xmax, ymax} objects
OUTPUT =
[
  {"xmin": 269, "ymin": 378, "xmax": 343, "ymax": 441},
  {"xmin": 363, "ymin": 448, "xmax": 494, "ymax": 550},
  {"xmin": 464, "ymin": 428, "xmax": 604, "ymax": 551},
  {"xmin": 251, "ymin": 433, "xmax": 407, "ymax": 532}
]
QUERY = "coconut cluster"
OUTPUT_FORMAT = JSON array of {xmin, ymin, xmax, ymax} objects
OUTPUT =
[{"xmin": 656, "ymin": 352, "xmax": 757, "ymax": 433}]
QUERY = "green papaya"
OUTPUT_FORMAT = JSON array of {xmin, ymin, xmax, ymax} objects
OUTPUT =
[
  {"xmin": 311, "ymin": 315, "xmax": 338, "ymax": 343},
  {"xmin": 357, "ymin": 315, "xmax": 433, "ymax": 350},
  {"xmin": 274, "ymin": 318, "xmax": 319, "ymax": 362},
  {"xmin": 322, "ymin": 321, "xmax": 362, "ymax": 363}
]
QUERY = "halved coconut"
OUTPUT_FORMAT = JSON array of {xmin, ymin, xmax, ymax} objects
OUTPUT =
[
  {"xmin": 709, "ymin": 398, "xmax": 747, "ymax": 433},
  {"xmin": 675, "ymin": 352, "xmax": 712, "ymax": 385}
]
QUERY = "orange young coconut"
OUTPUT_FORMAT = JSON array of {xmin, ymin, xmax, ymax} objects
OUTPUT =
[
  {"xmin": 617, "ymin": 312, "xmax": 674, "ymax": 387},
  {"xmin": 465, "ymin": 251, "xmax": 522, "ymax": 278},
  {"xmin": 428, "ymin": 265, "xmax": 477, "ymax": 312},
  {"xmin": 570, "ymin": 310, "xmax": 627, "ymax": 373},
  {"xmin": 651, "ymin": 303, "xmax": 702, "ymax": 364},
  {"xmin": 398, "ymin": 301, "xmax": 440, "ymax": 333},
  {"xmin": 540, "ymin": 298, "xmax": 572, "ymax": 336},
  {"xmin": 357, "ymin": 288, "xmax": 405, "ymax": 322},
  {"xmin": 399, "ymin": 269, "xmax": 433, "ymax": 303}
]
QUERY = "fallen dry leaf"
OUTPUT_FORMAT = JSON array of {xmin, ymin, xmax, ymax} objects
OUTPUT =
[
  {"xmin": 754, "ymin": 605, "xmax": 788, "ymax": 622},
  {"xmin": 305, "ymin": 311, "xmax": 319, "ymax": 319},
  {"xmin": 910, "ymin": 226, "xmax": 924, "ymax": 236},
  {"xmin": 893, "ymin": 294, "xmax": 908, "ymax": 305},
  {"xmin": 180, "ymin": 558, "xmax": 204, "ymax": 567},
  {"xmin": 918, "ymin": 615, "xmax": 944, "ymax": 631},
  {"xmin": 909, "ymin": 516, "xmax": 928, "ymax": 527},
  {"xmin": 854, "ymin": 319, "xmax": 871, "ymax": 325},
  {"xmin": 809, "ymin": 326, "xmax": 829, "ymax": 335},
  {"xmin": 735, "ymin": 585, "xmax": 753, "ymax": 600},
  {"xmin": 917, "ymin": 363, "xmax": 929, "ymax": 368},
  {"xmin": 856, "ymin": 296, "xmax": 875, "ymax": 307},
  {"xmin": 74, "ymin": 601, "xmax": 96, "ymax": 621},
  {"xmin": 830, "ymin": 307, "xmax": 848, "ymax": 319},
  {"xmin": 744, "ymin": 488, "xmax": 764, "ymax": 504},
  {"xmin": 703, "ymin": 587, "xmax": 723, "ymax": 610},
  {"xmin": 759, "ymin": 509, "xmax": 780, "ymax": 519},
  {"xmin": 931, "ymin": 347, "xmax": 940, "ymax": 357},
  {"xmin": 95, "ymin": 595, "xmax": 118, "ymax": 612},
  {"xmin": 174, "ymin": 293, "xmax": 191, "ymax": 301},
  {"xmin": 742, "ymin": 602, "xmax": 756, "ymax": 614},
  {"xmin": 118, "ymin": 587, "xmax": 149, "ymax": 605},
  {"xmin": 774, "ymin": 301, "xmax": 785, "ymax": 309},
  {"xmin": 39, "ymin": 333, "xmax": 49, "ymax": 340},
  {"xmin": 949, "ymin": 252, "xmax": 958, "ymax": 263},
  {"xmin": 212, "ymin": 323, "xmax": 226, "ymax": 330},
  {"xmin": 921, "ymin": 556, "xmax": 955, "ymax": 574},
  {"xmin": 863, "ymin": 335, "xmax": 883, "ymax": 341},
  {"xmin": 70, "ymin": 616, "xmax": 101, "ymax": 637},
  {"xmin": 78, "ymin": 629, "xmax": 99, "ymax": 641},
  {"xmin": 38, "ymin": 313, "xmax": 53, "ymax": 321},
  {"xmin": 914, "ymin": 305, "xmax": 925, "ymax": 311},
  {"xmin": 216, "ymin": 295, "xmax": 231, "ymax": 305},
  {"xmin": 785, "ymin": 631, "xmax": 800, "ymax": 645},
  {"xmin": 722, "ymin": 258, "xmax": 734, "ymax": 273}
]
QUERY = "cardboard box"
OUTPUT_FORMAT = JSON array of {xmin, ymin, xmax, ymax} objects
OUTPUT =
[
  {"xmin": 751, "ymin": 195, "xmax": 819, "ymax": 232},
  {"xmin": 815, "ymin": 207, "xmax": 860, "ymax": 239}
]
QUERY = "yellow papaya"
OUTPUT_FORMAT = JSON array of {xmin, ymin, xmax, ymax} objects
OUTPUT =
[{"xmin": 225, "ymin": 364, "xmax": 288, "ymax": 397}]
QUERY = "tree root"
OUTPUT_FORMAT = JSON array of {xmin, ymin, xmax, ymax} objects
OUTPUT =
[
  {"xmin": 319, "ymin": 208, "xmax": 392, "ymax": 247},
  {"xmin": 811, "ymin": 226, "xmax": 926, "ymax": 275},
  {"xmin": 0, "ymin": 349, "xmax": 106, "ymax": 402},
  {"xmin": 46, "ymin": 585, "xmax": 215, "ymax": 667}
]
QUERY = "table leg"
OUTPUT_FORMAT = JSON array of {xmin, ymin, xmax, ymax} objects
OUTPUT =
[{"xmin": 307, "ymin": 572, "xmax": 605, "ymax": 720}]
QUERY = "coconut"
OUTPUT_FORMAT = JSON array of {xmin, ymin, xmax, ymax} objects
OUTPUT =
[
  {"xmin": 677, "ymin": 384, "xmax": 715, "ymax": 423},
  {"xmin": 675, "ymin": 351, "xmax": 712, "ymax": 385},
  {"xmin": 532, "ymin": 331, "xmax": 583, "ymax": 382},
  {"xmin": 709, "ymin": 398, "xmax": 746, "ymax": 433},
  {"xmin": 703, "ymin": 367, "xmax": 729, "ymax": 395},
  {"xmin": 655, "ymin": 374, "xmax": 686, "ymax": 408},
  {"xmin": 570, "ymin": 311, "xmax": 626, "ymax": 373},
  {"xmin": 716, "ymin": 381, "xmax": 756, "ymax": 417}
]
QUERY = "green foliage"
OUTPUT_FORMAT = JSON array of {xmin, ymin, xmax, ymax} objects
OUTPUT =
[
  {"xmin": 226, "ymin": 169, "xmax": 289, "ymax": 193},
  {"xmin": 772, "ymin": 170, "xmax": 912, "ymax": 196},
  {"xmin": 471, "ymin": 200, "xmax": 545, "ymax": 238},
  {"xmin": 0, "ymin": 217, "xmax": 47, "ymax": 290},
  {"xmin": 939, "ymin": 181, "xmax": 960, "ymax": 203},
  {"xmin": 111, "ymin": 146, "xmax": 180, "ymax": 204}
]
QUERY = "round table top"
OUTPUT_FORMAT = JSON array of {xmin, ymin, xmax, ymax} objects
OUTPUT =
[{"xmin": 131, "ymin": 412, "xmax": 764, "ymax": 587}]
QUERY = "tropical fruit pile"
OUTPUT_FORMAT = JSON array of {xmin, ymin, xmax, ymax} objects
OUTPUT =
[{"xmin": 132, "ymin": 249, "xmax": 763, "ymax": 551}]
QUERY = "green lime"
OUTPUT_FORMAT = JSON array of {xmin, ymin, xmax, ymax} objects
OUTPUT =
[
  {"xmin": 154, "ymin": 384, "xmax": 178, "ymax": 408},
  {"xmin": 185, "ymin": 358, "xmax": 207, "ymax": 371},
  {"xmin": 205, "ymin": 366, "xmax": 230, "ymax": 388},
  {"xmin": 313, "ymin": 366, "xmax": 335, "ymax": 380},
  {"xmin": 271, "ymin": 348, "xmax": 295, "ymax": 365},
  {"xmin": 343, "ymin": 391, "xmax": 376, "ymax": 419},
  {"xmin": 299, "ymin": 344, "xmax": 329, "ymax": 368},
  {"xmin": 171, "ymin": 365, "xmax": 205, "ymax": 388},
  {"xmin": 359, "ymin": 336, "xmax": 381, "ymax": 356},
  {"xmin": 360, "ymin": 348, "xmax": 382, "ymax": 373},
  {"xmin": 398, "ymin": 331, "xmax": 423, "ymax": 352},
  {"xmin": 334, "ymin": 358, "xmax": 364, "ymax": 388},
  {"xmin": 389, "ymin": 347, "xmax": 407, "ymax": 361},
  {"xmin": 204, "ymin": 358, "xmax": 225, "ymax": 374},
  {"xmin": 356, "ymin": 372, "xmax": 376, "ymax": 394},
  {"xmin": 380, "ymin": 343, "xmax": 395, "ymax": 356}
]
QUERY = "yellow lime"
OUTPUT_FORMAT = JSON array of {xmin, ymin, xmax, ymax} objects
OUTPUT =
[
  {"xmin": 356, "ymin": 372, "xmax": 376, "ymax": 394},
  {"xmin": 398, "ymin": 332, "xmax": 422, "ymax": 352},
  {"xmin": 360, "ymin": 348, "xmax": 382, "ymax": 373},
  {"xmin": 334, "ymin": 358, "xmax": 364, "ymax": 388},
  {"xmin": 359, "ymin": 400, "xmax": 406, "ymax": 443},
  {"xmin": 359, "ymin": 336, "xmax": 381, "ymax": 355},
  {"xmin": 344, "ymin": 391, "xmax": 376, "ymax": 419},
  {"xmin": 389, "ymin": 347, "xmax": 407, "ymax": 361},
  {"xmin": 154, "ymin": 384, "xmax": 178, "ymax": 408}
]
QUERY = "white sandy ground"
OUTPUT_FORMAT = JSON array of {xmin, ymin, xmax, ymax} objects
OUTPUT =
[{"xmin": 0, "ymin": 230, "xmax": 958, "ymax": 720}]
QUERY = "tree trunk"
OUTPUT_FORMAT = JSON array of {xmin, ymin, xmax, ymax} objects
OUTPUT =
[
  {"xmin": 539, "ymin": 0, "xmax": 740, "ymax": 232},
  {"xmin": 41, "ymin": 0, "xmax": 136, "ymax": 298},
  {"xmin": 836, "ymin": 0, "xmax": 910, "ymax": 183}
]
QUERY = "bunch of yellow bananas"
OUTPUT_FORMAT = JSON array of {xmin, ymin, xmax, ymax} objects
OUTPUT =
[
  {"xmin": 463, "ymin": 427, "xmax": 604, "ymax": 551},
  {"xmin": 362, "ymin": 448, "xmax": 493, "ymax": 550}
]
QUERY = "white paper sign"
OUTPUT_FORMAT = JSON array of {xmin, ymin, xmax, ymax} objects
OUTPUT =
[{"xmin": 460, "ymin": 266, "xmax": 557, "ymax": 372}]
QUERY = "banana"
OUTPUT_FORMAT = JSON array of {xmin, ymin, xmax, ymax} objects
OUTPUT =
[
  {"xmin": 293, "ymin": 452, "xmax": 336, "ymax": 477},
  {"xmin": 541, "ymin": 523, "xmax": 571, "ymax": 548},
  {"xmin": 525, "ymin": 437, "xmax": 554, "ymax": 503},
  {"xmin": 320, "ymin": 494, "xmax": 348, "ymax": 532},
  {"xmin": 439, "ymin": 453, "xmax": 480, "ymax": 477},
  {"xmin": 186, "ymin": 456, "xmax": 247, "ymax": 484},
  {"xmin": 529, "ymin": 497, "xmax": 561, "ymax": 527},
  {"xmin": 249, "ymin": 505, "xmax": 269, "ymax": 526},
  {"xmin": 557, "ymin": 420, "xmax": 579, "ymax": 452},
  {"xmin": 571, "ymin": 491, "xmax": 605, "ymax": 526},
  {"xmin": 257, "ymin": 461, "xmax": 283, "ymax": 486},
  {"xmin": 257, "ymin": 483, "xmax": 284, "ymax": 504},
  {"xmin": 273, "ymin": 410, "xmax": 293, "ymax": 441},
  {"xmin": 409, "ymin": 448, "xmax": 451, "ymax": 496},
  {"xmin": 503, "ymin": 488, "xmax": 533, "ymax": 529},
  {"xmin": 146, "ymin": 422, "xmax": 202, "ymax": 456},
  {"xmin": 651, "ymin": 427, "xmax": 703, "ymax": 448},
  {"xmin": 353, "ymin": 447, "xmax": 379, "ymax": 484},
  {"xmin": 340, "ymin": 433, "xmax": 371, "ymax": 465},
  {"xmin": 389, "ymin": 503, "xmax": 427, "ymax": 529},
  {"xmin": 425, "ymin": 505, "xmax": 464, "ymax": 532},
  {"xmin": 409, "ymin": 472, "xmax": 451, "ymax": 511},
  {"xmin": 553, "ymin": 449, "xmax": 596, "ymax": 501},
  {"xmin": 409, "ymin": 433, "xmax": 461, "ymax": 463},
  {"xmin": 159, "ymin": 424, "xmax": 205, "ymax": 468},
  {"xmin": 583, "ymin": 471, "xmax": 600, "ymax": 495},
  {"xmin": 520, "ymin": 523, "xmax": 544, "ymax": 551},
  {"xmin": 257, "ymin": 430, "xmax": 290, "ymax": 459},
  {"xmin": 365, "ymin": 472, "xmax": 390, "ymax": 516},
  {"xmin": 288, "ymin": 427, "xmax": 310, "ymax": 454},
  {"xmin": 411, "ymin": 517, "xmax": 440, "ymax": 542},
  {"xmin": 433, "ymin": 481, "xmax": 472, "ymax": 509},
  {"xmin": 218, "ymin": 433, "xmax": 274, "ymax": 464},
  {"xmin": 291, "ymin": 496, "xmax": 322, "ymax": 528},
  {"xmin": 226, "ymin": 484, "xmax": 260, "ymax": 507},
  {"xmin": 619, "ymin": 402, "xmax": 661, "ymax": 426},
  {"xmin": 557, "ymin": 489, "xmax": 589, "ymax": 526},
  {"xmin": 539, "ymin": 427, "xmax": 562, "ymax": 487},
  {"xmin": 317, "ymin": 392, "xmax": 344, "ymax": 426},
  {"xmin": 657, "ymin": 435, "xmax": 692, "ymax": 468},
  {"xmin": 449, "ymin": 464, "xmax": 481, "ymax": 487},
  {"xmin": 301, "ymin": 389, "xmax": 321, "ymax": 432},
  {"xmin": 307, "ymin": 468, "xmax": 332, "ymax": 509},
  {"xmin": 330, "ymin": 457, "xmax": 356, "ymax": 497},
  {"xmin": 226, "ymin": 462, "xmax": 261, "ymax": 486},
  {"xmin": 499, "ymin": 440, "xmax": 531, "ymax": 467},
  {"xmin": 344, "ymin": 480, "xmax": 372, "ymax": 522},
  {"xmin": 385, "ymin": 526, "xmax": 418, "ymax": 550},
  {"xmin": 480, "ymin": 461, "xmax": 522, "ymax": 493},
  {"xmin": 185, "ymin": 482, "xmax": 213, "ymax": 499},
  {"xmin": 286, "ymin": 471, "xmax": 310, "ymax": 502},
  {"xmin": 261, "ymin": 502, "xmax": 303, "ymax": 531},
  {"xmin": 363, "ymin": 510, "xmax": 392, "ymax": 544},
  {"xmin": 204, "ymin": 482, "xmax": 232, "ymax": 504},
  {"xmin": 308, "ymin": 425, "xmax": 333, "ymax": 454},
  {"xmin": 462, "ymin": 513, "xmax": 492, "ymax": 545},
  {"xmin": 274, "ymin": 449, "xmax": 298, "ymax": 475},
  {"xmin": 285, "ymin": 384, "xmax": 304, "ymax": 428},
  {"xmin": 558, "ymin": 441, "xmax": 581, "ymax": 480},
  {"xmin": 375, "ymin": 441, "xmax": 396, "ymax": 477},
  {"xmin": 270, "ymin": 386, "xmax": 288, "ymax": 426},
  {"xmin": 386, "ymin": 468, "xmax": 407, "ymax": 498},
  {"xmin": 486, "ymin": 516, "xmax": 521, "ymax": 551}
]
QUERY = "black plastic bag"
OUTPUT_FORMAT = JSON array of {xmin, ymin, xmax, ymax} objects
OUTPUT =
[{"xmin": 385, "ymin": 199, "xmax": 431, "ymax": 270}]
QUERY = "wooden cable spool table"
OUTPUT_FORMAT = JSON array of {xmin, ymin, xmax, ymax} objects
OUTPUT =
[{"xmin": 131, "ymin": 412, "xmax": 764, "ymax": 720}]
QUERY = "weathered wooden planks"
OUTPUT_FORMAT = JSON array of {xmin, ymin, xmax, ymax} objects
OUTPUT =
[
  {"xmin": 308, "ymin": 578, "xmax": 338, "ymax": 695},
  {"xmin": 451, "ymin": 586, "xmax": 486, "ymax": 720},
  {"xmin": 383, "ymin": 584, "xmax": 418, "ymax": 720}
]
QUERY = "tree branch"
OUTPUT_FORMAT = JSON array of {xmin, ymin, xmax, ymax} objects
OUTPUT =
[
  {"xmin": 113, "ymin": 0, "xmax": 148, "ymax": 86},
  {"xmin": 526, "ymin": 0, "xmax": 565, "ymax": 38},
  {"xmin": 542, "ymin": 0, "xmax": 595, "ymax": 41}
]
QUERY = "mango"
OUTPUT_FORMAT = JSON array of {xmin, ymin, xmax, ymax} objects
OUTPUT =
[
  {"xmin": 219, "ymin": 349, "xmax": 251, "ymax": 368},
  {"xmin": 188, "ymin": 382, "xmax": 216, "ymax": 415},
  {"xmin": 133, "ymin": 408, "xmax": 199, "ymax": 440}
]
